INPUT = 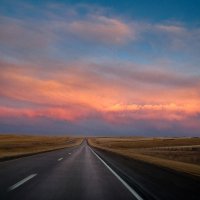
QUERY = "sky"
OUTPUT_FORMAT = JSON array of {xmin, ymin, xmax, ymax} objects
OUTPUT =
[{"xmin": 0, "ymin": 0, "xmax": 200, "ymax": 136}]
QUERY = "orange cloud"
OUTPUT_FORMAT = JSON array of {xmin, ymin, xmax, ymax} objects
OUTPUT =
[
  {"xmin": 0, "ymin": 106, "xmax": 93, "ymax": 121},
  {"xmin": 0, "ymin": 60, "xmax": 200, "ymax": 126}
]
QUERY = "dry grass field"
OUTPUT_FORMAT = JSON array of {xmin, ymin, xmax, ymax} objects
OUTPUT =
[
  {"xmin": 0, "ymin": 134, "xmax": 83, "ymax": 161},
  {"xmin": 88, "ymin": 137, "xmax": 200, "ymax": 177}
]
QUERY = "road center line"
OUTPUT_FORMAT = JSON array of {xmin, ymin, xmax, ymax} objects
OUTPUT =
[
  {"xmin": 8, "ymin": 174, "xmax": 37, "ymax": 191},
  {"xmin": 89, "ymin": 147, "xmax": 144, "ymax": 200},
  {"xmin": 58, "ymin": 157, "xmax": 63, "ymax": 161}
]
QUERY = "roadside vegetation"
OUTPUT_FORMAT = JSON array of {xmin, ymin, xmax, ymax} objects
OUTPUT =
[
  {"xmin": 0, "ymin": 134, "xmax": 83, "ymax": 161},
  {"xmin": 88, "ymin": 137, "xmax": 200, "ymax": 177}
]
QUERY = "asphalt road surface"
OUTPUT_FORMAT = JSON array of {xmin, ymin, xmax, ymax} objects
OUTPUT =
[{"xmin": 0, "ymin": 140, "xmax": 199, "ymax": 200}]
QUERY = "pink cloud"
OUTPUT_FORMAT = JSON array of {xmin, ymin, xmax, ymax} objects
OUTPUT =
[
  {"xmin": 1, "ymin": 59, "xmax": 200, "ymax": 107},
  {"xmin": 0, "ymin": 106, "xmax": 94, "ymax": 122},
  {"xmin": 68, "ymin": 15, "xmax": 133, "ymax": 44},
  {"xmin": 0, "ymin": 59, "xmax": 200, "ymax": 128},
  {"xmin": 0, "ymin": 8, "xmax": 134, "ymax": 51}
]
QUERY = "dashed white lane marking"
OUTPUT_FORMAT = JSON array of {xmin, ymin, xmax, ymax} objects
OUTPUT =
[
  {"xmin": 89, "ymin": 147, "xmax": 144, "ymax": 200},
  {"xmin": 58, "ymin": 157, "xmax": 63, "ymax": 161},
  {"xmin": 8, "ymin": 174, "xmax": 37, "ymax": 191}
]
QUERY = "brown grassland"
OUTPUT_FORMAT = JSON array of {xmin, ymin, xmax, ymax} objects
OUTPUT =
[
  {"xmin": 88, "ymin": 137, "xmax": 200, "ymax": 177},
  {"xmin": 0, "ymin": 134, "xmax": 83, "ymax": 161}
]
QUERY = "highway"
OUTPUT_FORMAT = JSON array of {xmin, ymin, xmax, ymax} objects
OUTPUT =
[{"xmin": 0, "ymin": 140, "xmax": 199, "ymax": 200}]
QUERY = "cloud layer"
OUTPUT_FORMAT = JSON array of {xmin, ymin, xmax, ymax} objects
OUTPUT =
[{"xmin": 0, "ymin": 2, "xmax": 200, "ymax": 136}]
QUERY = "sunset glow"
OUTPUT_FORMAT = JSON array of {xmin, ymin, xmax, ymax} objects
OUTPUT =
[{"xmin": 0, "ymin": 0, "xmax": 200, "ymax": 136}]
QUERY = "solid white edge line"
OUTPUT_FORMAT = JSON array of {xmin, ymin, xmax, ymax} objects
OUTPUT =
[
  {"xmin": 58, "ymin": 157, "xmax": 63, "ymax": 161},
  {"xmin": 89, "ymin": 147, "xmax": 144, "ymax": 200},
  {"xmin": 8, "ymin": 174, "xmax": 37, "ymax": 191}
]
